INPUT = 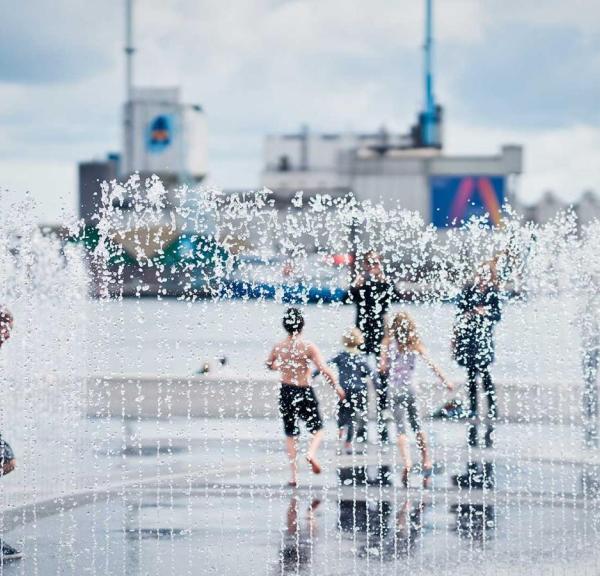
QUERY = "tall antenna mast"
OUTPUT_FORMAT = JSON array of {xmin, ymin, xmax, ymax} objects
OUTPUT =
[
  {"xmin": 422, "ymin": 0, "xmax": 437, "ymax": 147},
  {"xmin": 125, "ymin": 0, "xmax": 135, "ymax": 103}
]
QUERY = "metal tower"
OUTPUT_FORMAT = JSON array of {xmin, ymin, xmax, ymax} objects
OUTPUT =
[
  {"xmin": 125, "ymin": 0, "xmax": 135, "ymax": 104},
  {"xmin": 421, "ymin": 0, "xmax": 441, "ymax": 148}
]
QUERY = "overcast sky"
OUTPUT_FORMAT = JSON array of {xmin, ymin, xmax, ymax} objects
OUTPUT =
[{"xmin": 1, "ymin": 0, "xmax": 599, "ymax": 222}]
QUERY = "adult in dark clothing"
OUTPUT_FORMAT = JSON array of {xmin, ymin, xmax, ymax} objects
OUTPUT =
[
  {"xmin": 348, "ymin": 252, "xmax": 394, "ymax": 442},
  {"xmin": 453, "ymin": 262, "xmax": 502, "ymax": 448}
]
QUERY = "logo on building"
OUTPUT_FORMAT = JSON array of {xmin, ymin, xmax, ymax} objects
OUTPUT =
[
  {"xmin": 147, "ymin": 115, "xmax": 173, "ymax": 153},
  {"xmin": 430, "ymin": 175, "xmax": 505, "ymax": 228}
]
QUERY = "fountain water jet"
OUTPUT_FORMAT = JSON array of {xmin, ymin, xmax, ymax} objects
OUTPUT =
[{"xmin": 0, "ymin": 179, "xmax": 599, "ymax": 574}]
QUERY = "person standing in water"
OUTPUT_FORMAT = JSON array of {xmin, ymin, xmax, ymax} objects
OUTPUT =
[
  {"xmin": 267, "ymin": 307, "xmax": 345, "ymax": 486},
  {"xmin": 348, "ymin": 251, "xmax": 394, "ymax": 443},
  {"xmin": 453, "ymin": 259, "xmax": 502, "ymax": 448},
  {"xmin": 379, "ymin": 312, "xmax": 453, "ymax": 488}
]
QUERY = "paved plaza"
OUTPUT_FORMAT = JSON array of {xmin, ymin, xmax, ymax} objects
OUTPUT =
[{"xmin": 1, "ymin": 418, "xmax": 600, "ymax": 575}]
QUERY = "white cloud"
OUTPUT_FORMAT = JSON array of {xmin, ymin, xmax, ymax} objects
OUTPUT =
[
  {"xmin": 1, "ymin": 0, "xmax": 599, "ymax": 223},
  {"xmin": 487, "ymin": 0, "xmax": 600, "ymax": 35}
]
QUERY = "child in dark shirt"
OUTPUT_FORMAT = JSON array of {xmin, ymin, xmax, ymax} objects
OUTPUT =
[{"xmin": 316, "ymin": 328, "xmax": 374, "ymax": 454}]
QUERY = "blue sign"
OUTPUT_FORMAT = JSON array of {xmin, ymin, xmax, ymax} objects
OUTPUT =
[
  {"xmin": 430, "ymin": 175, "xmax": 505, "ymax": 228},
  {"xmin": 147, "ymin": 115, "xmax": 173, "ymax": 153}
]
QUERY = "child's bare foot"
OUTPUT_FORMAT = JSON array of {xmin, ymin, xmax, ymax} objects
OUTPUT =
[{"xmin": 306, "ymin": 455, "xmax": 322, "ymax": 474}]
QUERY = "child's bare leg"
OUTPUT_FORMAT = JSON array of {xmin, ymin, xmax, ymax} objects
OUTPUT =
[
  {"xmin": 337, "ymin": 428, "xmax": 351, "ymax": 452},
  {"xmin": 416, "ymin": 431, "xmax": 434, "ymax": 488},
  {"xmin": 397, "ymin": 434, "xmax": 412, "ymax": 467},
  {"xmin": 1, "ymin": 458, "xmax": 15, "ymax": 477},
  {"xmin": 306, "ymin": 429, "xmax": 324, "ymax": 474},
  {"xmin": 307, "ymin": 429, "xmax": 324, "ymax": 459},
  {"xmin": 397, "ymin": 434, "xmax": 412, "ymax": 486},
  {"xmin": 416, "ymin": 431, "xmax": 432, "ymax": 469},
  {"xmin": 285, "ymin": 437, "xmax": 298, "ymax": 485}
]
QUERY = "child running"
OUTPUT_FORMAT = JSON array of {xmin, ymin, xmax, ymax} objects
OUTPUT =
[
  {"xmin": 379, "ymin": 312, "xmax": 453, "ymax": 488},
  {"xmin": 314, "ymin": 327, "xmax": 373, "ymax": 454},
  {"xmin": 267, "ymin": 307, "xmax": 345, "ymax": 487}
]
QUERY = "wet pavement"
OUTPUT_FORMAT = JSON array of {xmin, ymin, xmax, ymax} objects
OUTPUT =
[{"xmin": 1, "ymin": 418, "xmax": 600, "ymax": 575}]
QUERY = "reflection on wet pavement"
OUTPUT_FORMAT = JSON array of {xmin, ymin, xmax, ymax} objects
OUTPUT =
[{"xmin": 2, "ymin": 420, "xmax": 600, "ymax": 575}]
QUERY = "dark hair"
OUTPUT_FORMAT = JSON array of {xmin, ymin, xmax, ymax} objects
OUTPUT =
[
  {"xmin": 0, "ymin": 307, "xmax": 13, "ymax": 327},
  {"xmin": 283, "ymin": 307, "xmax": 304, "ymax": 335},
  {"xmin": 362, "ymin": 250, "xmax": 380, "ymax": 264}
]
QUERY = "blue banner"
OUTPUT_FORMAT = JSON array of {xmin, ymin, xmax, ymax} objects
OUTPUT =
[
  {"xmin": 147, "ymin": 115, "xmax": 173, "ymax": 153},
  {"xmin": 430, "ymin": 175, "xmax": 505, "ymax": 228}
]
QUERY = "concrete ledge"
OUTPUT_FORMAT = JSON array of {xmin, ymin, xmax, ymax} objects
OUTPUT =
[{"xmin": 86, "ymin": 375, "xmax": 586, "ymax": 425}]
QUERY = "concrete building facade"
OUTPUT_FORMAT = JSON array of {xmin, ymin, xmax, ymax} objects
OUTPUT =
[
  {"xmin": 261, "ymin": 126, "xmax": 523, "ymax": 228},
  {"xmin": 521, "ymin": 190, "xmax": 600, "ymax": 226},
  {"xmin": 79, "ymin": 87, "xmax": 208, "ymax": 224},
  {"xmin": 78, "ymin": 155, "xmax": 119, "ymax": 225},
  {"xmin": 121, "ymin": 87, "xmax": 207, "ymax": 186}
]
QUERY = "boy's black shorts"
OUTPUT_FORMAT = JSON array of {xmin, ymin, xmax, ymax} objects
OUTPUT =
[
  {"xmin": 0, "ymin": 435, "xmax": 15, "ymax": 465},
  {"xmin": 279, "ymin": 384, "xmax": 324, "ymax": 437},
  {"xmin": 337, "ymin": 389, "xmax": 368, "ymax": 428}
]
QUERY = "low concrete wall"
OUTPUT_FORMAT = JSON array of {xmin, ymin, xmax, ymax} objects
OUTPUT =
[{"xmin": 87, "ymin": 375, "xmax": 585, "ymax": 425}]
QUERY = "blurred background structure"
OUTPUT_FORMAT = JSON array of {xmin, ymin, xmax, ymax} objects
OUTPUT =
[
  {"xmin": 69, "ymin": 0, "xmax": 599, "ymax": 297},
  {"xmin": 79, "ymin": 0, "xmax": 207, "ymax": 225},
  {"xmin": 78, "ymin": 0, "xmax": 525, "ymax": 231},
  {"xmin": 2, "ymin": 1, "xmax": 600, "ymax": 225}
]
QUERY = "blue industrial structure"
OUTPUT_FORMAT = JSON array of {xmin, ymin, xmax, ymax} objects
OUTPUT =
[
  {"xmin": 423, "ymin": 0, "xmax": 435, "ymax": 145},
  {"xmin": 420, "ymin": 0, "xmax": 442, "ymax": 148},
  {"xmin": 419, "ymin": 0, "xmax": 442, "ymax": 148}
]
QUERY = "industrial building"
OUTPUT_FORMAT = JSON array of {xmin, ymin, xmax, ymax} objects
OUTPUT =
[
  {"xmin": 76, "ymin": 0, "xmax": 211, "ymax": 297},
  {"xmin": 78, "ymin": 154, "xmax": 120, "ymax": 225},
  {"xmin": 261, "ymin": 128, "xmax": 523, "ymax": 228},
  {"xmin": 78, "ymin": 0, "xmax": 207, "ymax": 226},
  {"xmin": 79, "ymin": 0, "xmax": 524, "ymax": 233},
  {"xmin": 121, "ymin": 87, "xmax": 207, "ymax": 189},
  {"xmin": 79, "ymin": 86, "xmax": 207, "ymax": 225},
  {"xmin": 74, "ymin": 0, "xmax": 535, "ymax": 297},
  {"xmin": 259, "ymin": 1, "xmax": 523, "ymax": 229},
  {"xmin": 521, "ymin": 190, "xmax": 600, "ymax": 226}
]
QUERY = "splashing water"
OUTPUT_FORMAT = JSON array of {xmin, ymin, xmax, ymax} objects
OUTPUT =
[{"xmin": 1, "ymin": 178, "xmax": 600, "ymax": 575}]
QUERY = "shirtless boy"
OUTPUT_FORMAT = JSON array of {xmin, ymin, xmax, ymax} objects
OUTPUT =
[{"xmin": 267, "ymin": 307, "xmax": 345, "ymax": 486}]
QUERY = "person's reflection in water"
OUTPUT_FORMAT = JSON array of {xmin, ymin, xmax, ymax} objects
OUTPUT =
[
  {"xmin": 368, "ymin": 499, "xmax": 428, "ymax": 560},
  {"xmin": 451, "ymin": 503, "xmax": 496, "ymax": 545},
  {"xmin": 337, "ymin": 464, "xmax": 393, "ymax": 490},
  {"xmin": 338, "ymin": 496, "xmax": 427, "ymax": 561},
  {"xmin": 388, "ymin": 499, "xmax": 428, "ymax": 558},
  {"xmin": 278, "ymin": 496, "xmax": 321, "ymax": 574}
]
